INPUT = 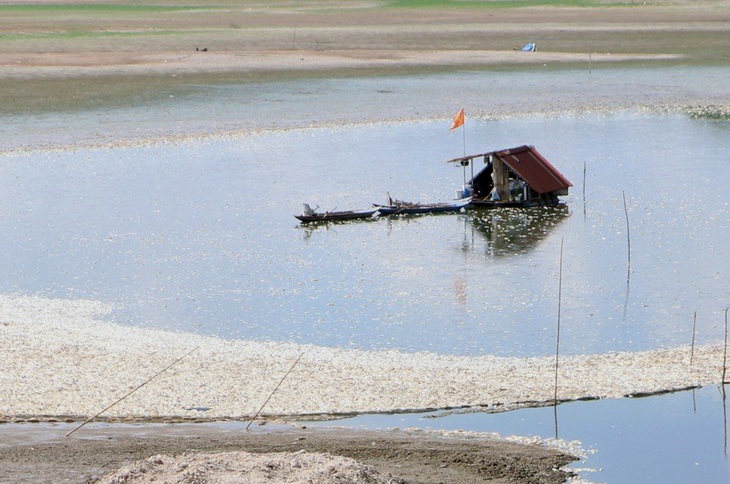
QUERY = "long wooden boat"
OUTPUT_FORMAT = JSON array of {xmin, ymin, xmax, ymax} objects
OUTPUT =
[
  {"xmin": 373, "ymin": 197, "xmax": 470, "ymax": 215},
  {"xmin": 295, "ymin": 204, "xmax": 377, "ymax": 223}
]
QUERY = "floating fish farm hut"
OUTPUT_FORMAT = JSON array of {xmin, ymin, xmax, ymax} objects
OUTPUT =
[{"xmin": 449, "ymin": 145, "xmax": 572, "ymax": 207}]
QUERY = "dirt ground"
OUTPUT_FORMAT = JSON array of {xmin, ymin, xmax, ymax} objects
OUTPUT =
[
  {"xmin": 0, "ymin": 423, "xmax": 575, "ymax": 484},
  {"xmin": 1, "ymin": 0, "xmax": 729, "ymax": 113}
]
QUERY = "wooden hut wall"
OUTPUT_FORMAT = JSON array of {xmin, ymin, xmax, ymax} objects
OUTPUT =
[{"xmin": 492, "ymin": 156, "xmax": 510, "ymax": 201}]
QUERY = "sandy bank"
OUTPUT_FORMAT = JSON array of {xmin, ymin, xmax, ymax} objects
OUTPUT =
[
  {"xmin": 1, "ymin": 295, "xmax": 726, "ymax": 422},
  {"xmin": 1, "ymin": 0, "xmax": 729, "ymax": 119},
  {"xmin": 0, "ymin": 50, "xmax": 681, "ymax": 81}
]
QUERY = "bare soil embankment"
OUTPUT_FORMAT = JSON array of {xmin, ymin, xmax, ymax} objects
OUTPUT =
[
  {"xmin": 1, "ymin": 0, "xmax": 729, "ymax": 113},
  {"xmin": 0, "ymin": 424, "xmax": 576, "ymax": 484}
]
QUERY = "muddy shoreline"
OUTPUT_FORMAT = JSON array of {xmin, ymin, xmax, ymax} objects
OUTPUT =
[{"xmin": 0, "ymin": 424, "xmax": 577, "ymax": 484}]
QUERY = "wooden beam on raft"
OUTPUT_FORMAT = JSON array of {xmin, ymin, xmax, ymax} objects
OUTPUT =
[{"xmin": 492, "ymin": 156, "xmax": 510, "ymax": 201}]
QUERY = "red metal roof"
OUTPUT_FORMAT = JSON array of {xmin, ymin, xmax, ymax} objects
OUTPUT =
[{"xmin": 493, "ymin": 145, "xmax": 572, "ymax": 194}]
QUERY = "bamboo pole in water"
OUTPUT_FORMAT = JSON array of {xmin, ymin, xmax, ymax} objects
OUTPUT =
[
  {"xmin": 66, "ymin": 347, "xmax": 199, "ymax": 437},
  {"xmin": 588, "ymin": 51, "xmax": 592, "ymax": 74},
  {"xmin": 720, "ymin": 308, "xmax": 728, "ymax": 459},
  {"xmin": 582, "ymin": 162, "xmax": 587, "ymax": 218},
  {"xmin": 553, "ymin": 238, "xmax": 564, "ymax": 438},
  {"xmin": 690, "ymin": 311, "xmax": 697, "ymax": 366},
  {"xmin": 247, "ymin": 352, "xmax": 304, "ymax": 430},
  {"xmin": 622, "ymin": 191, "xmax": 631, "ymax": 270},
  {"xmin": 723, "ymin": 308, "xmax": 728, "ymax": 384}
]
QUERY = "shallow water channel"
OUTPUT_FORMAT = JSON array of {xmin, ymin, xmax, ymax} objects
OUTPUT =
[
  {"xmin": 1, "ymin": 109, "xmax": 729, "ymax": 482},
  {"xmin": 308, "ymin": 385, "xmax": 730, "ymax": 483}
]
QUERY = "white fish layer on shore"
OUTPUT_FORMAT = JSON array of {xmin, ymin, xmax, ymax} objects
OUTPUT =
[{"xmin": 0, "ymin": 295, "xmax": 726, "ymax": 420}]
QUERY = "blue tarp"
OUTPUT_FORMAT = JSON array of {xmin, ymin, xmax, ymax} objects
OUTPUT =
[{"xmin": 521, "ymin": 43, "xmax": 537, "ymax": 52}]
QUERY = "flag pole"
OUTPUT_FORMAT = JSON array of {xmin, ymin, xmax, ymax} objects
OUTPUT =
[
  {"xmin": 461, "ymin": 121, "xmax": 466, "ymax": 157},
  {"xmin": 462, "ymin": 121, "xmax": 467, "ymax": 185},
  {"xmin": 450, "ymin": 108, "xmax": 468, "ymax": 191},
  {"xmin": 462, "ymin": 122, "xmax": 468, "ymax": 188}
]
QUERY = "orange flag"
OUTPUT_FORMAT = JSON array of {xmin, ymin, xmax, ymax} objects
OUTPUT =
[{"xmin": 449, "ymin": 108, "xmax": 465, "ymax": 130}]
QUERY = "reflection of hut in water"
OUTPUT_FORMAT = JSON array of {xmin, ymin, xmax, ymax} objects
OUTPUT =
[
  {"xmin": 467, "ymin": 205, "xmax": 570, "ymax": 256},
  {"xmin": 449, "ymin": 145, "xmax": 572, "ymax": 207}
]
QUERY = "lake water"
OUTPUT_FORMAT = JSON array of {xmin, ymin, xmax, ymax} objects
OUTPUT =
[
  {"xmin": 1, "ymin": 112, "xmax": 728, "ymax": 357},
  {"xmin": 2, "ymin": 68, "xmax": 729, "ymax": 483},
  {"xmin": 307, "ymin": 385, "xmax": 730, "ymax": 483}
]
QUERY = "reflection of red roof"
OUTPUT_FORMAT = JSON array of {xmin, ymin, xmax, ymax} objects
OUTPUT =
[{"xmin": 493, "ymin": 145, "xmax": 572, "ymax": 194}]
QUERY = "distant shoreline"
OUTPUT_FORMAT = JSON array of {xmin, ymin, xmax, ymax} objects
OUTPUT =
[
  {"xmin": 1, "ymin": 1, "xmax": 729, "ymax": 114},
  {"xmin": 1, "ymin": 64, "xmax": 728, "ymax": 155}
]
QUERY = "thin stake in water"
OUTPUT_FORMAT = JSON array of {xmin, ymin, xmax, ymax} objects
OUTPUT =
[
  {"xmin": 66, "ymin": 347, "xmax": 199, "ymax": 437},
  {"xmin": 247, "ymin": 352, "xmax": 304, "ymax": 430},
  {"xmin": 690, "ymin": 311, "xmax": 697, "ymax": 366},
  {"xmin": 622, "ymin": 191, "xmax": 631, "ymax": 271},
  {"xmin": 553, "ymin": 237, "xmax": 564, "ymax": 439},
  {"xmin": 582, "ymin": 161, "xmax": 587, "ymax": 219},
  {"xmin": 588, "ymin": 50, "xmax": 592, "ymax": 73},
  {"xmin": 722, "ymin": 308, "xmax": 728, "ymax": 456},
  {"xmin": 723, "ymin": 308, "xmax": 728, "ymax": 384}
]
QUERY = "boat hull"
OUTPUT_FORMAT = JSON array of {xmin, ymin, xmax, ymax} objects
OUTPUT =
[
  {"xmin": 295, "ymin": 209, "xmax": 377, "ymax": 223},
  {"xmin": 373, "ymin": 200, "xmax": 470, "ymax": 215}
]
